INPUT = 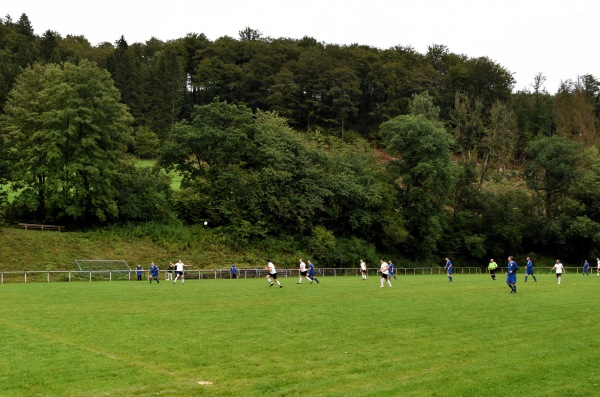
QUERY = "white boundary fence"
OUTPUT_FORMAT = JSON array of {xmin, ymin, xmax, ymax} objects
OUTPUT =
[
  {"xmin": 0, "ymin": 266, "xmax": 483, "ymax": 284},
  {"xmin": 0, "ymin": 266, "xmax": 593, "ymax": 284}
]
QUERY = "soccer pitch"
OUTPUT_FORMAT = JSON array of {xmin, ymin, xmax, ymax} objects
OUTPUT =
[{"xmin": 1, "ymin": 274, "xmax": 598, "ymax": 396}]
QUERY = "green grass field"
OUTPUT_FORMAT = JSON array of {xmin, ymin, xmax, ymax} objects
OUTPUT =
[
  {"xmin": 135, "ymin": 158, "xmax": 182, "ymax": 190},
  {"xmin": 1, "ymin": 183, "xmax": 17, "ymax": 202},
  {"xmin": 1, "ymin": 274, "xmax": 599, "ymax": 397},
  {"xmin": 0, "ymin": 158, "xmax": 179, "ymax": 205}
]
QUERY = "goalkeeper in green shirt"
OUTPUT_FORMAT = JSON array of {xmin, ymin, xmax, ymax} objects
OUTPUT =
[{"xmin": 488, "ymin": 258, "xmax": 498, "ymax": 280}]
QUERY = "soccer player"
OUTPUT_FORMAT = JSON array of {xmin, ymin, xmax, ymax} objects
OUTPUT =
[
  {"xmin": 388, "ymin": 259, "xmax": 397, "ymax": 280},
  {"xmin": 265, "ymin": 260, "xmax": 283, "ymax": 288},
  {"xmin": 583, "ymin": 260, "xmax": 590, "ymax": 277},
  {"xmin": 506, "ymin": 256, "xmax": 518, "ymax": 293},
  {"xmin": 166, "ymin": 262, "xmax": 174, "ymax": 281},
  {"xmin": 360, "ymin": 259, "xmax": 367, "ymax": 280},
  {"xmin": 524, "ymin": 257, "xmax": 537, "ymax": 282},
  {"xmin": 136, "ymin": 265, "xmax": 143, "ymax": 281},
  {"xmin": 171, "ymin": 260, "xmax": 188, "ymax": 284},
  {"xmin": 298, "ymin": 258, "xmax": 310, "ymax": 284},
  {"xmin": 552, "ymin": 259, "xmax": 564, "ymax": 284},
  {"xmin": 488, "ymin": 258, "xmax": 498, "ymax": 280},
  {"xmin": 149, "ymin": 262, "xmax": 160, "ymax": 284},
  {"xmin": 596, "ymin": 257, "xmax": 600, "ymax": 277},
  {"xmin": 230, "ymin": 263, "xmax": 238, "ymax": 279},
  {"xmin": 307, "ymin": 260, "xmax": 320, "ymax": 284},
  {"xmin": 378, "ymin": 259, "xmax": 392, "ymax": 288},
  {"xmin": 444, "ymin": 257, "xmax": 453, "ymax": 282}
]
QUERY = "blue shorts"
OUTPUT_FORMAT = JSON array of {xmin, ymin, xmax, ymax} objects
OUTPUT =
[
  {"xmin": 446, "ymin": 268, "xmax": 453, "ymax": 274},
  {"xmin": 506, "ymin": 273, "xmax": 517, "ymax": 284},
  {"xmin": 526, "ymin": 268, "xmax": 534, "ymax": 275}
]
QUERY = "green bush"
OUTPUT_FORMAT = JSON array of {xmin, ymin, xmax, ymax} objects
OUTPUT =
[
  {"xmin": 102, "ymin": 220, "xmax": 194, "ymax": 249},
  {"xmin": 134, "ymin": 127, "xmax": 161, "ymax": 158},
  {"xmin": 325, "ymin": 236, "xmax": 378, "ymax": 267}
]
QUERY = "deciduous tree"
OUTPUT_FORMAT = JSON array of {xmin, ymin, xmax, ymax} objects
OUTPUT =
[
  {"xmin": 2, "ymin": 60, "xmax": 133, "ymax": 223},
  {"xmin": 381, "ymin": 114, "xmax": 458, "ymax": 257}
]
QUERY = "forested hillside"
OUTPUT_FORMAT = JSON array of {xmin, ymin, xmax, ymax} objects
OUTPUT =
[{"xmin": 1, "ymin": 13, "xmax": 600, "ymax": 265}]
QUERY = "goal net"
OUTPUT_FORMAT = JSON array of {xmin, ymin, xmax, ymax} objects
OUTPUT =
[{"xmin": 74, "ymin": 259, "xmax": 131, "ymax": 281}]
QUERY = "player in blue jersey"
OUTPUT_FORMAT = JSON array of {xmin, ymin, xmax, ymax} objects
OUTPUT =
[
  {"xmin": 583, "ymin": 260, "xmax": 590, "ymax": 276},
  {"xmin": 444, "ymin": 258, "xmax": 453, "ymax": 282},
  {"xmin": 307, "ymin": 260, "xmax": 320, "ymax": 284},
  {"xmin": 507, "ymin": 256, "xmax": 518, "ymax": 293},
  {"xmin": 149, "ymin": 262, "xmax": 160, "ymax": 284},
  {"xmin": 524, "ymin": 256, "xmax": 537, "ymax": 282},
  {"xmin": 388, "ymin": 260, "xmax": 397, "ymax": 280}
]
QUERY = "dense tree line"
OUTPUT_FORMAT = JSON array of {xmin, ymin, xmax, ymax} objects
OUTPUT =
[
  {"xmin": 0, "ymin": 16, "xmax": 517, "ymax": 136},
  {"xmin": 1, "ymin": 14, "xmax": 600, "ymax": 265}
]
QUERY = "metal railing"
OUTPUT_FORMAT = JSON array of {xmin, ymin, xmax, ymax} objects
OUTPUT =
[
  {"xmin": 0, "ymin": 267, "xmax": 485, "ymax": 284},
  {"xmin": 1, "ymin": 266, "xmax": 592, "ymax": 284}
]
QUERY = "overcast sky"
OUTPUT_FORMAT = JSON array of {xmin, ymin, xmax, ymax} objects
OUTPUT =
[{"xmin": 4, "ymin": 0, "xmax": 598, "ymax": 94}]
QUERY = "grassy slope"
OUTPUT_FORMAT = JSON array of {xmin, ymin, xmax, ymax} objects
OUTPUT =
[
  {"xmin": 0, "ymin": 226, "xmax": 280, "ymax": 271},
  {"xmin": 0, "ymin": 275, "xmax": 598, "ymax": 396}
]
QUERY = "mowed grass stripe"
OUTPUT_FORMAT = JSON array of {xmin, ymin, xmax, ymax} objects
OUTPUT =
[{"xmin": 1, "ymin": 274, "xmax": 599, "ymax": 396}]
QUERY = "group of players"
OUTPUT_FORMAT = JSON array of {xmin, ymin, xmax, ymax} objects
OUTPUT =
[
  {"xmin": 264, "ymin": 258, "xmax": 320, "ymax": 288},
  {"xmin": 358, "ymin": 258, "xmax": 398, "ymax": 288},
  {"xmin": 451, "ymin": 256, "xmax": 599, "ymax": 294},
  {"xmin": 143, "ymin": 255, "xmax": 600, "ymax": 290},
  {"xmin": 266, "ymin": 257, "xmax": 401, "ymax": 289},
  {"xmin": 136, "ymin": 260, "xmax": 189, "ymax": 284}
]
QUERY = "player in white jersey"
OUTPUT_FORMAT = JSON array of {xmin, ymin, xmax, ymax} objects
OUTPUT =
[
  {"xmin": 378, "ymin": 259, "xmax": 393, "ymax": 288},
  {"xmin": 360, "ymin": 259, "xmax": 367, "ymax": 280},
  {"xmin": 170, "ymin": 259, "xmax": 188, "ymax": 284},
  {"xmin": 552, "ymin": 259, "xmax": 565, "ymax": 285},
  {"xmin": 597, "ymin": 257, "xmax": 600, "ymax": 276},
  {"xmin": 266, "ymin": 260, "xmax": 283, "ymax": 288},
  {"xmin": 298, "ymin": 259, "xmax": 310, "ymax": 284}
]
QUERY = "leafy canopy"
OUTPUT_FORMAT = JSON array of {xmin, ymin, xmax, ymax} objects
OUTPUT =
[
  {"xmin": 381, "ymin": 113, "xmax": 458, "ymax": 257},
  {"xmin": 2, "ymin": 60, "xmax": 133, "ymax": 223}
]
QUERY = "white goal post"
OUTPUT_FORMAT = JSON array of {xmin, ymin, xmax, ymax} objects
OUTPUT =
[
  {"xmin": 74, "ymin": 259, "xmax": 131, "ymax": 281},
  {"xmin": 75, "ymin": 259, "xmax": 131, "ymax": 271}
]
